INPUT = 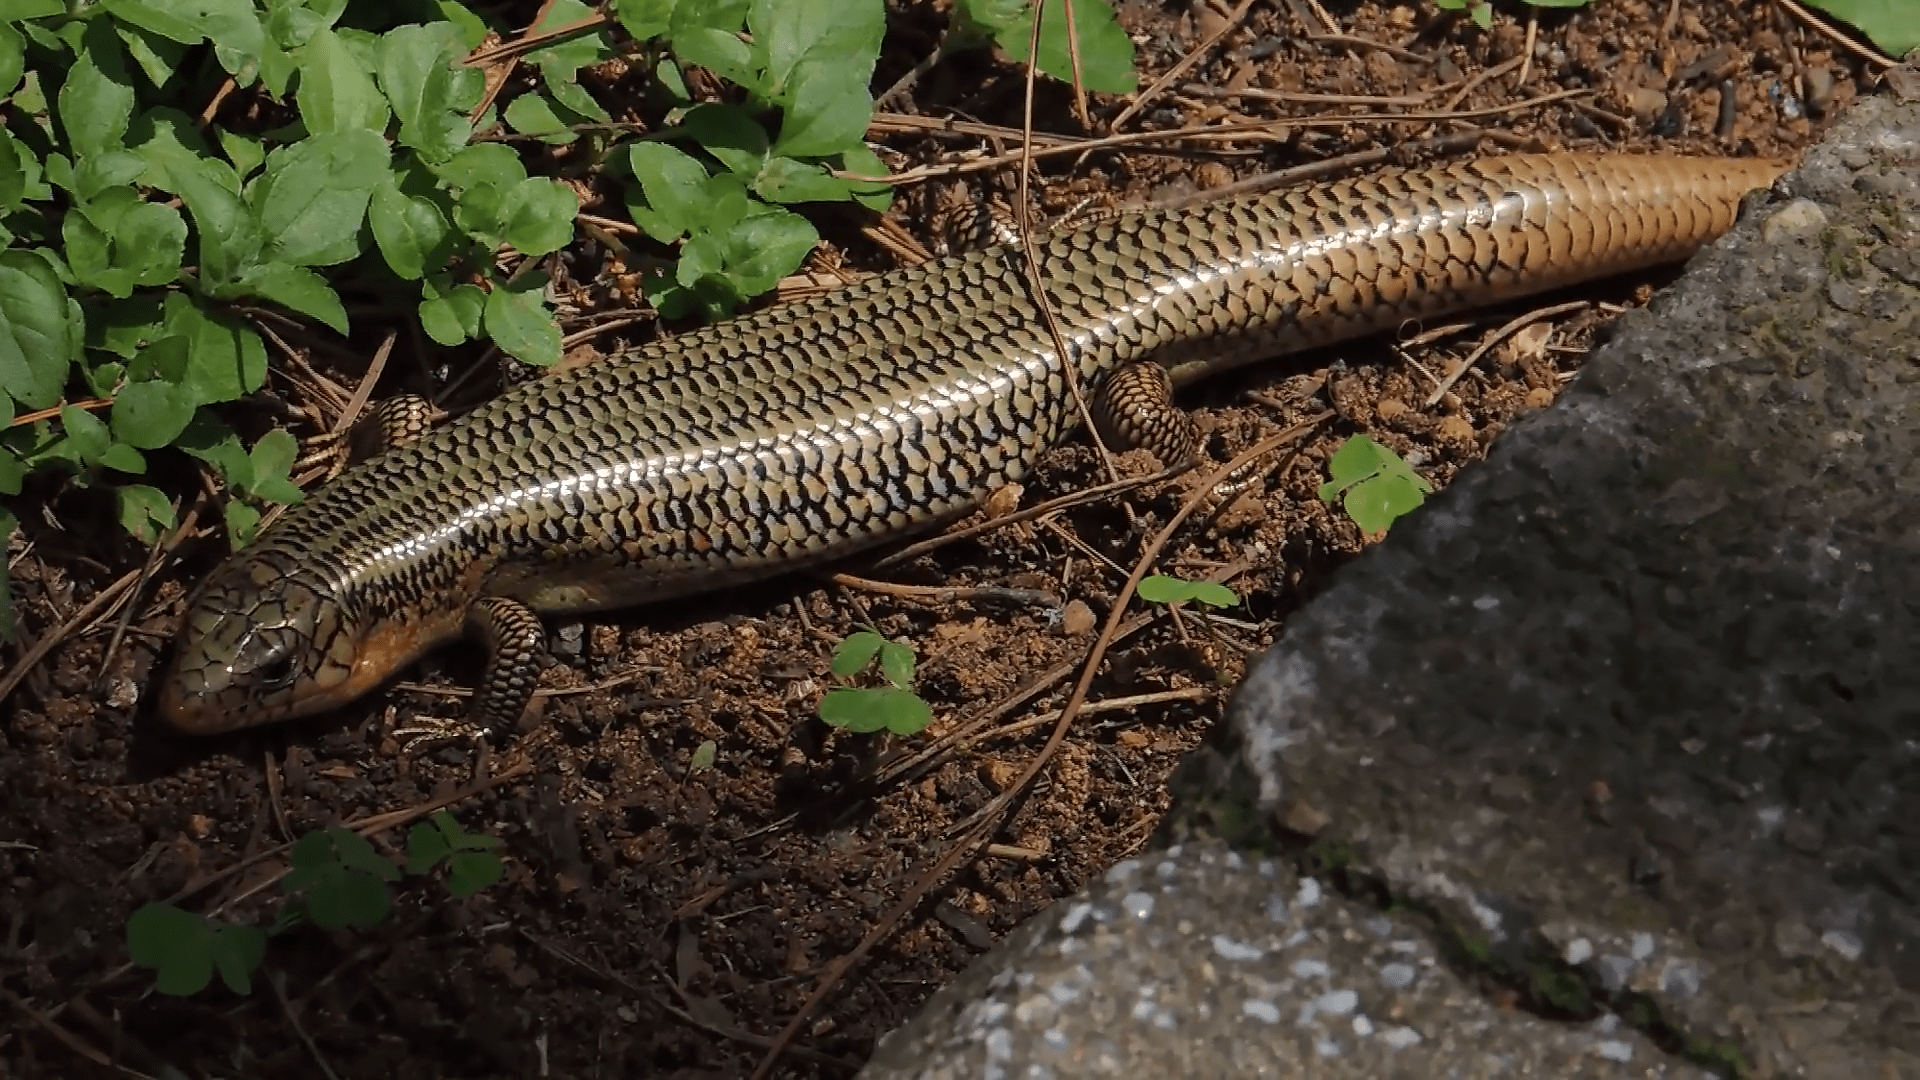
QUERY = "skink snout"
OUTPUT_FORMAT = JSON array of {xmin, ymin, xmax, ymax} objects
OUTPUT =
[{"xmin": 156, "ymin": 553, "xmax": 352, "ymax": 733}]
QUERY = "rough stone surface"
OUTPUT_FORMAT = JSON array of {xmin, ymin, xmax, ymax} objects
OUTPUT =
[
  {"xmin": 862, "ymin": 844, "xmax": 1709, "ymax": 1079},
  {"xmin": 861, "ymin": 95, "xmax": 1919, "ymax": 1080},
  {"xmin": 1224, "ymin": 96, "xmax": 1920, "ymax": 1076}
]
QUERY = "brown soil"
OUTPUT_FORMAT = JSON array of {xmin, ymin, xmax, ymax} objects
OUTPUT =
[{"xmin": 1, "ymin": 1, "xmax": 1857, "ymax": 1076}]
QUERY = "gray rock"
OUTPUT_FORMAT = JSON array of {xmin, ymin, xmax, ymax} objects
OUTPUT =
[
  {"xmin": 862, "ymin": 844, "xmax": 1709, "ymax": 1079},
  {"xmin": 1223, "ymin": 95, "xmax": 1920, "ymax": 1076},
  {"xmin": 863, "ymin": 95, "xmax": 1919, "ymax": 1079}
]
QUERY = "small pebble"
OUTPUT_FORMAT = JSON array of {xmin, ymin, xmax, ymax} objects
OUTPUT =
[{"xmin": 1059, "ymin": 599, "xmax": 1096, "ymax": 637}]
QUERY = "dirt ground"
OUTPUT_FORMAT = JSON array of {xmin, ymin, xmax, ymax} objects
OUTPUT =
[{"xmin": 0, "ymin": 0, "xmax": 1860, "ymax": 1076}]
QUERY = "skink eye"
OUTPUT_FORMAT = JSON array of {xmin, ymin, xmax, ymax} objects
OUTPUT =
[{"xmin": 236, "ymin": 631, "xmax": 300, "ymax": 690}]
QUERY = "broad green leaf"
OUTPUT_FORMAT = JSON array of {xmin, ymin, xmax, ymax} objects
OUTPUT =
[
  {"xmin": 545, "ymin": 77, "xmax": 609, "ymax": 124},
  {"xmin": 116, "ymin": 20, "xmax": 187, "ymax": 87},
  {"xmin": 65, "ymin": 195, "xmax": 186, "ymax": 298},
  {"xmin": 997, "ymin": 0, "xmax": 1137, "ymax": 94},
  {"xmin": 499, "ymin": 177, "xmax": 576, "ymax": 257},
  {"xmin": 613, "ymin": 0, "xmax": 675, "ymax": 40},
  {"xmin": 246, "ymin": 427, "xmax": 303, "ymax": 503},
  {"xmin": 503, "ymin": 91, "xmax": 574, "ymax": 144},
  {"xmin": 75, "ymin": 150, "xmax": 149, "ymax": 201},
  {"xmin": 831, "ymin": 629, "xmax": 884, "ymax": 676},
  {"xmin": 0, "ymin": 0, "xmax": 60, "ymax": 20},
  {"xmin": 0, "ymin": 130, "xmax": 24, "ymax": 211},
  {"xmin": 116, "ymin": 483, "xmax": 176, "ymax": 543},
  {"xmin": 753, "ymin": 156, "xmax": 849, "ymax": 204},
  {"xmin": 877, "ymin": 639, "xmax": 914, "ymax": 688},
  {"xmin": 0, "ymin": 22, "xmax": 23, "ymax": 97},
  {"xmin": 526, "ymin": 0, "xmax": 612, "ymax": 76},
  {"xmin": 90, "ymin": 297, "xmax": 169, "ymax": 359},
  {"xmin": 0, "ymin": 250, "xmax": 81, "ymax": 409},
  {"xmin": 125, "ymin": 903, "xmax": 215, "ymax": 996},
  {"xmin": 714, "ymin": 206, "xmax": 816, "ymax": 295},
  {"xmin": 624, "ymin": 141, "xmax": 711, "ymax": 243},
  {"xmin": 163, "ymin": 293, "xmax": 267, "ymax": 402},
  {"xmin": 111, "ymin": 378, "xmax": 197, "ymax": 448},
  {"xmin": 223, "ymin": 498, "xmax": 260, "ymax": 546},
  {"xmin": 253, "ymin": 128, "xmax": 389, "ymax": 266},
  {"xmin": 375, "ymin": 22, "xmax": 471, "ymax": 162},
  {"xmin": 750, "ymin": 0, "xmax": 883, "ymax": 100},
  {"xmin": 679, "ymin": 103, "xmax": 767, "ymax": 178},
  {"xmin": 418, "ymin": 281, "xmax": 484, "ymax": 345},
  {"xmin": 435, "ymin": 142, "xmax": 527, "ymax": 191},
  {"xmin": 99, "ymin": 441, "xmax": 146, "ymax": 473},
  {"xmin": 1801, "ymin": 0, "xmax": 1919, "ymax": 54},
  {"xmin": 57, "ymin": 21, "xmax": 136, "ymax": 159},
  {"xmin": 369, "ymin": 180, "xmax": 449, "ymax": 280},
  {"xmin": 832, "ymin": 143, "xmax": 891, "ymax": 212},
  {"xmin": 208, "ymin": 923, "xmax": 266, "ymax": 994},
  {"xmin": 450, "ymin": 180, "xmax": 508, "ymax": 245},
  {"xmin": 668, "ymin": 0, "xmax": 757, "ymax": 90},
  {"xmin": 296, "ymin": 27, "xmax": 390, "ymax": 135},
  {"xmin": 770, "ymin": 66, "xmax": 871, "ymax": 157},
  {"xmin": 482, "ymin": 277, "xmax": 561, "ymax": 367},
  {"xmin": 239, "ymin": 263, "xmax": 347, "ymax": 333},
  {"xmin": 60, "ymin": 405, "xmax": 112, "ymax": 465},
  {"xmin": 102, "ymin": 0, "xmax": 263, "ymax": 51},
  {"xmin": 218, "ymin": 129, "xmax": 264, "ymax": 178},
  {"xmin": 175, "ymin": 412, "xmax": 252, "ymax": 483}
]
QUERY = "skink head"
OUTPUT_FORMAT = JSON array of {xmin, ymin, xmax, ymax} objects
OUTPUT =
[{"xmin": 157, "ymin": 549, "xmax": 363, "ymax": 733}]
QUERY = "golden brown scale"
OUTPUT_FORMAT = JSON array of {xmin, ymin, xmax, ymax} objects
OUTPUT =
[{"xmin": 156, "ymin": 153, "xmax": 1783, "ymax": 738}]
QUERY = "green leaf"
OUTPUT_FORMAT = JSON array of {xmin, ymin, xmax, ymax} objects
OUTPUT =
[
  {"xmin": 163, "ymin": 293, "xmax": 267, "ymax": 402},
  {"xmin": 689, "ymin": 739, "xmax": 717, "ymax": 770},
  {"xmin": 751, "ymin": 0, "xmax": 883, "ymax": 98},
  {"xmin": 99, "ymin": 441, "xmax": 145, "ymax": 473},
  {"xmin": 61, "ymin": 404, "xmax": 112, "ymax": 465},
  {"xmin": 0, "ymin": 130, "xmax": 26, "ymax": 212},
  {"xmin": 712, "ymin": 206, "xmax": 817, "ymax": 296},
  {"xmin": 58, "ymin": 21, "xmax": 136, "ymax": 159},
  {"xmin": 209, "ymin": 923, "xmax": 266, "ymax": 994},
  {"xmin": 996, "ymin": 0, "xmax": 1137, "ymax": 94},
  {"xmin": 877, "ymin": 639, "xmax": 915, "ymax": 689},
  {"xmin": 613, "ymin": 0, "xmax": 675, "ymax": 40},
  {"xmin": 223, "ymin": 497, "xmax": 260, "ymax": 547},
  {"xmin": 116, "ymin": 482, "xmax": 175, "ymax": 542},
  {"xmin": 64, "ymin": 194, "xmax": 186, "ymax": 298},
  {"xmin": 117, "ymin": 22, "xmax": 188, "ymax": 89},
  {"xmin": 482, "ymin": 277, "xmax": 561, "ymax": 367},
  {"xmin": 111, "ymin": 378, "xmax": 196, "ymax": 448},
  {"xmin": 0, "ymin": 22, "xmax": 24, "ymax": 98},
  {"xmin": 831, "ymin": 144, "xmax": 891, "ymax": 212},
  {"xmin": 436, "ymin": 142, "xmax": 527, "ymax": 192},
  {"xmin": 245, "ymin": 427, "xmax": 303, "ymax": 504},
  {"xmin": 545, "ymin": 76, "xmax": 610, "ymax": 124},
  {"xmin": 771, "ymin": 66, "xmax": 871, "ymax": 158},
  {"xmin": 103, "ymin": 0, "xmax": 265, "ymax": 55},
  {"xmin": 624, "ymin": 141, "xmax": 713, "ymax": 243},
  {"xmin": 1801, "ymin": 0, "xmax": 1920, "ymax": 54},
  {"xmin": 445, "ymin": 851, "xmax": 503, "ymax": 897},
  {"xmin": 296, "ymin": 26, "xmax": 391, "ymax": 135},
  {"xmin": 0, "ymin": 250, "xmax": 82, "ymax": 409},
  {"xmin": 668, "ymin": 0, "xmax": 758, "ymax": 90},
  {"xmin": 499, "ymin": 177, "xmax": 577, "ymax": 257},
  {"xmin": 0, "ymin": 449, "xmax": 23, "ymax": 497},
  {"xmin": 369, "ymin": 180, "xmax": 450, "ymax": 280},
  {"xmin": 376, "ymin": 22, "xmax": 473, "ymax": 162},
  {"xmin": 1317, "ymin": 435, "xmax": 1429, "ymax": 532},
  {"xmin": 239, "ymin": 263, "xmax": 347, "ymax": 334},
  {"xmin": 817, "ymin": 686, "xmax": 931, "ymax": 735},
  {"xmin": 753, "ymin": 156, "xmax": 850, "ymax": 204},
  {"xmin": 503, "ymin": 91, "xmax": 574, "ymax": 144},
  {"xmin": 252, "ymin": 129, "xmax": 389, "ymax": 267},
  {"xmin": 526, "ymin": 0, "xmax": 612, "ymax": 75},
  {"xmin": 680, "ymin": 103, "xmax": 768, "ymax": 178},
  {"xmin": 0, "ymin": 0, "xmax": 60, "ymax": 20},
  {"xmin": 75, "ymin": 150, "xmax": 149, "ymax": 201},
  {"xmin": 418, "ymin": 281, "xmax": 484, "ymax": 345},
  {"xmin": 126, "ymin": 903, "xmax": 216, "ymax": 996},
  {"xmin": 830, "ymin": 630, "xmax": 884, "ymax": 676},
  {"xmin": 218, "ymin": 129, "xmax": 265, "ymax": 178}
]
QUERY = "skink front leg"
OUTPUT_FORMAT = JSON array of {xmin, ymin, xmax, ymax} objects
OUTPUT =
[
  {"xmin": 391, "ymin": 595, "xmax": 547, "ymax": 752},
  {"xmin": 298, "ymin": 395, "xmax": 446, "ymax": 480}
]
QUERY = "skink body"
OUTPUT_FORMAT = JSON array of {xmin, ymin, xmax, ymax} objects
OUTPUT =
[{"xmin": 157, "ymin": 153, "xmax": 1781, "ymax": 733}]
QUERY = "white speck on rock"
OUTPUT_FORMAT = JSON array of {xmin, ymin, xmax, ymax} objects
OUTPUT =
[
  {"xmin": 1292, "ymin": 958, "xmax": 1331, "ymax": 979},
  {"xmin": 1212, "ymin": 934, "xmax": 1264, "ymax": 962},
  {"xmin": 1352, "ymin": 1015, "xmax": 1374, "ymax": 1036},
  {"xmin": 1265, "ymin": 892, "xmax": 1291, "ymax": 924},
  {"xmin": 1382, "ymin": 1026, "xmax": 1422, "ymax": 1049},
  {"xmin": 1596, "ymin": 1039, "xmax": 1634, "ymax": 1063},
  {"xmin": 1315, "ymin": 1038, "xmax": 1342, "ymax": 1058},
  {"xmin": 1123, "ymin": 891, "xmax": 1155, "ymax": 920},
  {"xmin": 1059, "ymin": 902, "xmax": 1093, "ymax": 935},
  {"xmin": 1379, "ymin": 963, "xmax": 1416, "ymax": 989},
  {"xmin": 1564, "ymin": 938, "xmax": 1593, "ymax": 965},
  {"xmin": 1241, "ymin": 999, "xmax": 1281, "ymax": 1024},
  {"xmin": 1631, "ymin": 933, "xmax": 1655, "ymax": 961},
  {"xmin": 1296, "ymin": 878, "xmax": 1323, "ymax": 908},
  {"xmin": 1822, "ymin": 930, "xmax": 1863, "ymax": 961},
  {"xmin": 1315, "ymin": 989, "xmax": 1358, "ymax": 1016}
]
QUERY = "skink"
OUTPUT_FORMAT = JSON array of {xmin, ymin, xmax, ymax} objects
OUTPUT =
[{"xmin": 155, "ymin": 153, "xmax": 1782, "ymax": 735}]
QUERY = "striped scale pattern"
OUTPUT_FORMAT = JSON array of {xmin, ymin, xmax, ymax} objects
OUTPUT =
[{"xmin": 158, "ymin": 153, "xmax": 1780, "ymax": 732}]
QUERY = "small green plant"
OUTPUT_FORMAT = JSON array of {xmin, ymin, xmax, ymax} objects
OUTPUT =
[
  {"xmin": 1317, "ymin": 434, "xmax": 1431, "ymax": 533},
  {"xmin": 818, "ymin": 628, "xmax": 933, "ymax": 735},
  {"xmin": 1136, "ymin": 575, "xmax": 1239, "ymax": 609},
  {"xmin": 1434, "ymin": 0, "xmax": 1594, "ymax": 30},
  {"xmin": 950, "ymin": 0, "xmax": 1137, "ymax": 93},
  {"xmin": 689, "ymin": 739, "xmax": 718, "ymax": 771},
  {"xmin": 1800, "ymin": 0, "xmax": 1919, "ymax": 55},
  {"xmin": 126, "ymin": 812, "xmax": 503, "ymax": 997}
]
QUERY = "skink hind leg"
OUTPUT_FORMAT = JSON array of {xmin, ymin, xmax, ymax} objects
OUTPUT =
[
  {"xmin": 298, "ymin": 395, "xmax": 446, "ymax": 481},
  {"xmin": 391, "ymin": 596, "xmax": 547, "ymax": 754}
]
